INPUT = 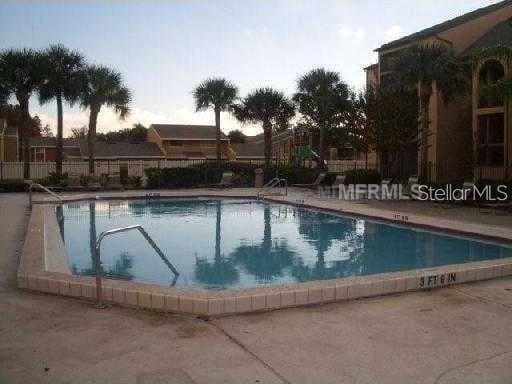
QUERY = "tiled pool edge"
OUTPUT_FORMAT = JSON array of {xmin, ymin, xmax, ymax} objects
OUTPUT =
[{"xmin": 17, "ymin": 194, "xmax": 512, "ymax": 317}]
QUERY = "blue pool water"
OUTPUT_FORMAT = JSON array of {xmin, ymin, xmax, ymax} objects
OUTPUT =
[{"xmin": 57, "ymin": 199, "xmax": 512, "ymax": 289}]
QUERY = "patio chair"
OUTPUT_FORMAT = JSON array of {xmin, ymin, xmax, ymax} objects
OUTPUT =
[
  {"xmin": 292, "ymin": 172, "xmax": 326, "ymax": 189},
  {"xmin": 67, "ymin": 173, "xmax": 83, "ymax": 190},
  {"xmin": 406, "ymin": 176, "xmax": 419, "ymax": 195},
  {"xmin": 106, "ymin": 172, "xmax": 124, "ymax": 190},
  {"xmin": 211, "ymin": 171, "xmax": 235, "ymax": 188},
  {"xmin": 87, "ymin": 176, "xmax": 102, "ymax": 191}
]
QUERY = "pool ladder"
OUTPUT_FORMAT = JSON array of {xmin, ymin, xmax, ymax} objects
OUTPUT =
[
  {"xmin": 94, "ymin": 225, "xmax": 179, "ymax": 308},
  {"xmin": 27, "ymin": 181, "xmax": 62, "ymax": 208},
  {"xmin": 257, "ymin": 177, "xmax": 288, "ymax": 199}
]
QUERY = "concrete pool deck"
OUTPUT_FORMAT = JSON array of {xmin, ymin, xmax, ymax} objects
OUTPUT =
[
  {"xmin": 2, "ymin": 192, "xmax": 512, "ymax": 383},
  {"xmin": 18, "ymin": 188, "xmax": 512, "ymax": 316}
]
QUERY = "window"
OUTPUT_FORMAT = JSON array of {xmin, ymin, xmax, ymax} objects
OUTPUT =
[
  {"xmin": 167, "ymin": 140, "xmax": 183, "ymax": 147},
  {"xmin": 478, "ymin": 59, "xmax": 505, "ymax": 108},
  {"xmin": 33, "ymin": 148, "xmax": 45, "ymax": 162},
  {"xmin": 477, "ymin": 113, "xmax": 504, "ymax": 166}
]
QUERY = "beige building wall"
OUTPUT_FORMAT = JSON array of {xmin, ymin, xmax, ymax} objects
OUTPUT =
[
  {"xmin": 146, "ymin": 128, "xmax": 164, "ymax": 155},
  {"xmin": 376, "ymin": 3, "xmax": 512, "ymax": 183},
  {"xmin": 437, "ymin": 4, "xmax": 512, "ymax": 54}
]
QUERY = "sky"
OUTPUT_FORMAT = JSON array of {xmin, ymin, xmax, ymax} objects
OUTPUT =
[{"xmin": 0, "ymin": 0, "xmax": 500, "ymax": 136}]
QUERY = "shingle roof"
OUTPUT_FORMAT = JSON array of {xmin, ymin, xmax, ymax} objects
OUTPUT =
[
  {"xmin": 376, "ymin": 0, "xmax": 512, "ymax": 52},
  {"xmin": 80, "ymin": 140, "xmax": 164, "ymax": 159},
  {"xmin": 462, "ymin": 18, "xmax": 512, "ymax": 56},
  {"xmin": 28, "ymin": 137, "xmax": 80, "ymax": 148},
  {"xmin": 231, "ymin": 142, "xmax": 265, "ymax": 158},
  {"xmin": 150, "ymin": 124, "xmax": 228, "ymax": 140}
]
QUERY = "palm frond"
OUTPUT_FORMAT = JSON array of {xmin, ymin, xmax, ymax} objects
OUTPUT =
[{"xmin": 193, "ymin": 78, "xmax": 238, "ymax": 112}]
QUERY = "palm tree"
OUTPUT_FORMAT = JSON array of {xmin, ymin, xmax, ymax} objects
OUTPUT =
[
  {"xmin": 0, "ymin": 48, "xmax": 44, "ymax": 177},
  {"xmin": 193, "ymin": 78, "xmax": 238, "ymax": 164},
  {"xmin": 80, "ymin": 65, "xmax": 131, "ymax": 174},
  {"xmin": 393, "ymin": 43, "xmax": 467, "ymax": 179},
  {"xmin": 293, "ymin": 68, "xmax": 350, "ymax": 167},
  {"xmin": 39, "ymin": 45, "xmax": 86, "ymax": 177},
  {"xmin": 234, "ymin": 88, "xmax": 295, "ymax": 169}
]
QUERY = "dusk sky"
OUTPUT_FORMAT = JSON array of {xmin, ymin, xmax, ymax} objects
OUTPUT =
[{"xmin": 0, "ymin": 0, "xmax": 499, "ymax": 136}]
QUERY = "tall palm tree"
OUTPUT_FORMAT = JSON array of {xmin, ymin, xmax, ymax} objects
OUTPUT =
[
  {"xmin": 293, "ymin": 68, "xmax": 350, "ymax": 167},
  {"xmin": 234, "ymin": 88, "xmax": 295, "ymax": 169},
  {"xmin": 39, "ymin": 45, "xmax": 86, "ymax": 177},
  {"xmin": 393, "ymin": 43, "xmax": 467, "ymax": 179},
  {"xmin": 0, "ymin": 48, "xmax": 44, "ymax": 177},
  {"xmin": 80, "ymin": 65, "xmax": 131, "ymax": 174},
  {"xmin": 193, "ymin": 78, "xmax": 238, "ymax": 164}
]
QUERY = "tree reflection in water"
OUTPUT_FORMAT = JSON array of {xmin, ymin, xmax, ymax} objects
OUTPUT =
[
  {"xmin": 195, "ymin": 200, "xmax": 239, "ymax": 288},
  {"xmin": 71, "ymin": 202, "xmax": 134, "ymax": 281},
  {"xmin": 230, "ymin": 205, "xmax": 296, "ymax": 282},
  {"xmin": 292, "ymin": 209, "xmax": 365, "ymax": 281}
]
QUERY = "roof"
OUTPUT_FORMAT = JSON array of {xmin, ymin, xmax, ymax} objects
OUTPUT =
[
  {"xmin": 231, "ymin": 142, "xmax": 265, "ymax": 158},
  {"xmin": 80, "ymin": 140, "xmax": 164, "ymax": 159},
  {"xmin": 376, "ymin": 0, "xmax": 512, "ymax": 52},
  {"xmin": 462, "ymin": 18, "xmax": 512, "ymax": 56},
  {"xmin": 364, "ymin": 63, "xmax": 378, "ymax": 71},
  {"xmin": 150, "ymin": 124, "xmax": 228, "ymax": 140},
  {"xmin": 28, "ymin": 137, "xmax": 80, "ymax": 148}
]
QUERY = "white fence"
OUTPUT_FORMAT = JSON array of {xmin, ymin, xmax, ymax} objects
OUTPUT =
[{"xmin": 0, "ymin": 159, "xmax": 376, "ymax": 181}]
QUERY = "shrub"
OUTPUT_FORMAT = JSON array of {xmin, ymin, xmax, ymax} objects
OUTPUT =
[
  {"xmin": 45, "ymin": 172, "xmax": 69, "ymax": 187},
  {"xmin": 145, "ymin": 167, "xmax": 205, "ymax": 189},
  {"xmin": 0, "ymin": 180, "xmax": 28, "ymax": 192},
  {"xmin": 127, "ymin": 176, "xmax": 142, "ymax": 188},
  {"xmin": 144, "ymin": 162, "xmax": 317, "ymax": 189},
  {"xmin": 79, "ymin": 174, "xmax": 89, "ymax": 187},
  {"xmin": 269, "ymin": 166, "xmax": 317, "ymax": 185},
  {"xmin": 343, "ymin": 169, "xmax": 381, "ymax": 185}
]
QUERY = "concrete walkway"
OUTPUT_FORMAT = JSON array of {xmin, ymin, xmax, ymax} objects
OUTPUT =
[{"xmin": 1, "ymin": 193, "xmax": 512, "ymax": 383}]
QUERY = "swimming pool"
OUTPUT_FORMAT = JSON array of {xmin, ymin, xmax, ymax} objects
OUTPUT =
[{"xmin": 56, "ymin": 198, "xmax": 512, "ymax": 290}]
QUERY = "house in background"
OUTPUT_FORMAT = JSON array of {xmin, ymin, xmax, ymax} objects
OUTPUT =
[
  {"xmin": 79, "ymin": 140, "xmax": 164, "ymax": 161},
  {"xmin": 147, "ymin": 124, "xmax": 233, "ymax": 159},
  {"xmin": 365, "ymin": 0, "xmax": 512, "ymax": 183},
  {"xmin": 0, "ymin": 119, "xmax": 19, "ymax": 161},
  {"xmin": 28, "ymin": 137, "xmax": 81, "ymax": 162}
]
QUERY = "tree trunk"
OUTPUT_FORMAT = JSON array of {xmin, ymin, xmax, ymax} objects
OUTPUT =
[
  {"xmin": 319, "ymin": 122, "xmax": 326, "ymax": 169},
  {"xmin": 88, "ymin": 106, "xmax": 100, "ymax": 175},
  {"xmin": 418, "ymin": 82, "xmax": 432, "ymax": 181},
  {"xmin": 215, "ymin": 107, "xmax": 221, "ymax": 165},
  {"xmin": 263, "ymin": 120, "xmax": 272, "ymax": 170},
  {"xmin": 16, "ymin": 94, "xmax": 30, "ymax": 179},
  {"xmin": 56, "ymin": 93, "xmax": 64, "ymax": 177}
]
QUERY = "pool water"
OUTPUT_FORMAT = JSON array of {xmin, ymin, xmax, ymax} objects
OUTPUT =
[{"xmin": 57, "ymin": 199, "xmax": 512, "ymax": 290}]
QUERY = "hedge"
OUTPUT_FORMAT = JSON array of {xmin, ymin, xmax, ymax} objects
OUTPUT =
[
  {"xmin": 343, "ymin": 169, "xmax": 381, "ymax": 185},
  {"xmin": 145, "ymin": 162, "xmax": 318, "ymax": 189},
  {"xmin": 0, "ymin": 180, "xmax": 29, "ymax": 193}
]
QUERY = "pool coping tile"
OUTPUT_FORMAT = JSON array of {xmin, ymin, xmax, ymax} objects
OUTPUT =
[{"xmin": 16, "ymin": 191, "xmax": 512, "ymax": 316}]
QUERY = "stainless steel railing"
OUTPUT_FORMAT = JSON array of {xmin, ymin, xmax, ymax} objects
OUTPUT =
[
  {"xmin": 94, "ymin": 225, "xmax": 179, "ymax": 308},
  {"xmin": 27, "ymin": 181, "xmax": 62, "ymax": 208},
  {"xmin": 257, "ymin": 177, "xmax": 288, "ymax": 198}
]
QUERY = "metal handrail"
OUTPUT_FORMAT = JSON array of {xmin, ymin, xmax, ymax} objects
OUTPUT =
[
  {"xmin": 27, "ymin": 181, "xmax": 62, "ymax": 208},
  {"xmin": 257, "ymin": 177, "xmax": 288, "ymax": 198},
  {"xmin": 94, "ymin": 225, "xmax": 179, "ymax": 308}
]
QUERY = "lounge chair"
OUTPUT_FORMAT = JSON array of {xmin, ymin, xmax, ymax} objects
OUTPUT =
[{"xmin": 292, "ymin": 172, "xmax": 326, "ymax": 189}]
